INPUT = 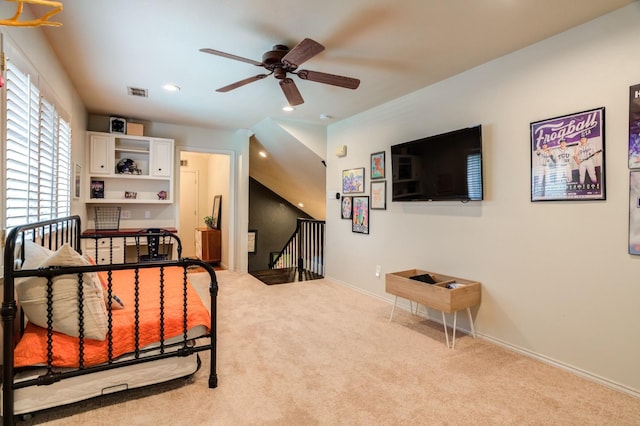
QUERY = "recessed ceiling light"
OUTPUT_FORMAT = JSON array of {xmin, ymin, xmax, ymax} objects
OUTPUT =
[
  {"xmin": 298, "ymin": 202, "xmax": 304, "ymax": 208},
  {"xmin": 282, "ymin": 105, "xmax": 295, "ymax": 112},
  {"xmin": 259, "ymin": 151, "xmax": 267, "ymax": 158},
  {"xmin": 319, "ymin": 113, "xmax": 333, "ymax": 120},
  {"xmin": 162, "ymin": 83, "xmax": 180, "ymax": 92}
]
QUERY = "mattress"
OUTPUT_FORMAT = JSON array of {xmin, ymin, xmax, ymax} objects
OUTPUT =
[
  {"xmin": 7, "ymin": 353, "xmax": 200, "ymax": 415},
  {"xmin": 2, "ymin": 325, "xmax": 208, "ymax": 416}
]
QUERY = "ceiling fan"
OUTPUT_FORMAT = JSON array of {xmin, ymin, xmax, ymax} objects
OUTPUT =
[{"xmin": 199, "ymin": 38, "xmax": 360, "ymax": 106}]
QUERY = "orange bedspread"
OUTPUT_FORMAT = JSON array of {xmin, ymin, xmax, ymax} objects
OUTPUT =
[{"xmin": 14, "ymin": 266, "xmax": 211, "ymax": 368}]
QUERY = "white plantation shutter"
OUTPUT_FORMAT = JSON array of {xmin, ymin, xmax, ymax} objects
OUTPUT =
[
  {"xmin": 4, "ymin": 50, "xmax": 71, "ymax": 228},
  {"xmin": 57, "ymin": 119, "xmax": 71, "ymax": 216},
  {"xmin": 38, "ymin": 98, "xmax": 56, "ymax": 221}
]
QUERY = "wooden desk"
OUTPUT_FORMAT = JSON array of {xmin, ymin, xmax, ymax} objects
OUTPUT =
[
  {"xmin": 82, "ymin": 228, "xmax": 179, "ymax": 263},
  {"xmin": 82, "ymin": 227, "xmax": 178, "ymax": 236}
]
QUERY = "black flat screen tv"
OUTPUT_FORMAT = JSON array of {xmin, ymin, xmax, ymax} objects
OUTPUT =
[{"xmin": 391, "ymin": 125, "xmax": 483, "ymax": 202}]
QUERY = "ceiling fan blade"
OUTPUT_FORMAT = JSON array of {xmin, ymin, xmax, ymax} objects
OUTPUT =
[
  {"xmin": 281, "ymin": 38, "xmax": 325, "ymax": 69},
  {"xmin": 216, "ymin": 74, "xmax": 269, "ymax": 92},
  {"xmin": 296, "ymin": 69, "xmax": 360, "ymax": 89},
  {"xmin": 199, "ymin": 48, "xmax": 264, "ymax": 67},
  {"xmin": 280, "ymin": 78, "xmax": 304, "ymax": 106}
]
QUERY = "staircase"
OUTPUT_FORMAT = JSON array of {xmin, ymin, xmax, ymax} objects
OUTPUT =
[{"xmin": 251, "ymin": 218, "xmax": 325, "ymax": 285}]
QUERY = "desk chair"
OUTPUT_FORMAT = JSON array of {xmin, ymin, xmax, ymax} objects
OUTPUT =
[{"xmin": 140, "ymin": 228, "xmax": 169, "ymax": 262}]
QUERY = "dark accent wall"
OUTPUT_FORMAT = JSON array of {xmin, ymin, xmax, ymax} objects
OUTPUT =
[{"xmin": 248, "ymin": 177, "xmax": 313, "ymax": 271}]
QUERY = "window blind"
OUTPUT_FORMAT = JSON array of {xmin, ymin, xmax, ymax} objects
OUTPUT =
[{"xmin": 4, "ymin": 56, "xmax": 71, "ymax": 228}]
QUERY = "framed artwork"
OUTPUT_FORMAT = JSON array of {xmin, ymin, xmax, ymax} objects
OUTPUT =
[
  {"xmin": 629, "ymin": 83, "xmax": 640, "ymax": 168},
  {"xmin": 342, "ymin": 167, "xmax": 365, "ymax": 194},
  {"xmin": 248, "ymin": 230, "xmax": 257, "ymax": 253},
  {"xmin": 530, "ymin": 107, "xmax": 605, "ymax": 201},
  {"xmin": 630, "ymin": 172, "xmax": 640, "ymax": 255},
  {"xmin": 109, "ymin": 116, "xmax": 127, "ymax": 134},
  {"xmin": 371, "ymin": 180, "xmax": 386, "ymax": 210},
  {"xmin": 90, "ymin": 179, "xmax": 104, "ymax": 199},
  {"xmin": 73, "ymin": 162, "xmax": 81, "ymax": 200},
  {"xmin": 371, "ymin": 151, "xmax": 385, "ymax": 179},
  {"xmin": 341, "ymin": 196, "xmax": 352, "ymax": 219},
  {"xmin": 211, "ymin": 195, "xmax": 222, "ymax": 230},
  {"xmin": 352, "ymin": 196, "xmax": 369, "ymax": 234}
]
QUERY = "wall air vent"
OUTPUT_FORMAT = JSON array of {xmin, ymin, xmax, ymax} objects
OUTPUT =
[{"xmin": 127, "ymin": 87, "xmax": 148, "ymax": 97}]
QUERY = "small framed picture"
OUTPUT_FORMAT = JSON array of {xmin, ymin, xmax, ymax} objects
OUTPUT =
[
  {"xmin": 248, "ymin": 230, "xmax": 257, "ymax": 253},
  {"xmin": 371, "ymin": 181, "xmax": 386, "ymax": 210},
  {"xmin": 90, "ymin": 179, "xmax": 104, "ymax": 199},
  {"xmin": 371, "ymin": 151, "xmax": 385, "ymax": 180},
  {"xmin": 124, "ymin": 191, "xmax": 137, "ymax": 199},
  {"xmin": 341, "ymin": 196, "xmax": 352, "ymax": 219},
  {"xmin": 342, "ymin": 167, "xmax": 365, "ymax": 194},
  {"xmin": 73, "ymin": 162, "xmax": 81, "ymax": 200},
  {"xmin": 352, "ymin": 196, "xmax": 369, "ymax": 234},
  {"xmin": 109, "ymin": 116, "xmax": 127, "ymax": 134}
]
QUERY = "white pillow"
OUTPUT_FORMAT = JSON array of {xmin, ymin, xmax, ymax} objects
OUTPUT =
[
  {"xmin": 20, "ymin": 240, "xmax": 55, "ymax": 270},
  {"xmin": 16, "ymin": 243, "xmax": 108, "ymax": 341}
]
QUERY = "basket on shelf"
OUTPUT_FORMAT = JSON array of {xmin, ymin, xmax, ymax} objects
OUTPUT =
[{"xmin": 94, "ymin": 207, "xmax": 121, "ymax": 230}]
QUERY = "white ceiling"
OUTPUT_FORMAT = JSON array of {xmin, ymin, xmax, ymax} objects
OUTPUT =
[
  {"xmin": 37, "ymin": 0, "xmax": 634, "ymax": 131},
  {"xmin": 30, "ymin": 1, "xmax": 635, "ymax": 220}
]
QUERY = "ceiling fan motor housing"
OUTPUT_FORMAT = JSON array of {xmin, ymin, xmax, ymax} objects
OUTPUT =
[{"xmin": 263, "ymin": 45, "xmax": 294, "ymax": 78}]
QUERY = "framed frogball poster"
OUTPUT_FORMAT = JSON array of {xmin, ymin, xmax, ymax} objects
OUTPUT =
[
  {"xmin": 530, "ymin": 107, "xmax": 605, "ymax": 201},
  {"xmin": 629, "ymin": 83, "xmax": 640, "ymax": 168}
]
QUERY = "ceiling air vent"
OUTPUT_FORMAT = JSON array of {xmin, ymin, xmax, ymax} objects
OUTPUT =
[{"xmin": 127, "ymin": 86, "xmax": 148, "ymax": 97}]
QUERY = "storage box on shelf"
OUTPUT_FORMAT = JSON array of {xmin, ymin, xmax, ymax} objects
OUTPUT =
[
  {"xmin": 86, "ymin": 132, "xmax": 174, "ymax": 204},
  {"xmin": 386, "ymin": 269, "xmax": 481, "ymax": 349}
]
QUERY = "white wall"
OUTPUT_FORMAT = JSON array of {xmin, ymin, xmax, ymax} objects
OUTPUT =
[{"xmin": 326, "ymin": 3, "xmax": 640, "ymax": 395}]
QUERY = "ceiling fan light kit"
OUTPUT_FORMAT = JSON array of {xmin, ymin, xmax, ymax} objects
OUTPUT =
[{"xmin": 200, "ymin": 38, "xmax": 360, "ymax": 106}]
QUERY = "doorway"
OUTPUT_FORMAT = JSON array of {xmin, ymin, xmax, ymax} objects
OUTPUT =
[{"xmin": 178, "ymin": 151, "xmax": 232, "ymax": 269}]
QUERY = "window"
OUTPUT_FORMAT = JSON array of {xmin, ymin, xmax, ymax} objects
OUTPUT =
[
  {"xmin": 4, "ymin": 48, "xmax": 71, "ymax": 228},
  {"xmin": 466, "ymin": 153, "xmax": 482, "ymax": 201}
]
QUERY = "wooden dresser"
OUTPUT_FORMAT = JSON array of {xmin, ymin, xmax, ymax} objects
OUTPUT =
[{"xmin": 195, "ymin": 227, "xmax": 221, "ymax": 264}]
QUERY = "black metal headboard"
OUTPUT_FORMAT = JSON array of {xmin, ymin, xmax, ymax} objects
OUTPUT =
[{"xmin": 3, "ymin": 215, "xmax": 82, "ymax": 275}]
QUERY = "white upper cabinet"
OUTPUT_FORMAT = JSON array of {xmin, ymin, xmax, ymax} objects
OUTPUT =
[{"xmin": 86, "ymin": 132, "xmax": 175, "ymax": 204}]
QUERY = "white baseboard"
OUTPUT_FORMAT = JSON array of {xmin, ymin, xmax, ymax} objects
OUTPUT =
[{"xmin": 326, "ymin": 275, "xmax": 640, "ymax": 399}]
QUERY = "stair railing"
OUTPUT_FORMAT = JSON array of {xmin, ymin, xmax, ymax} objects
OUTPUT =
[{"xmin": 269, "ymin": 218, "xmax": 325, "ymax": 280}]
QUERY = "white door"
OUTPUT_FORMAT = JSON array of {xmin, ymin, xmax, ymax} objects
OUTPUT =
[{"xmin": 179, "ymin": 170, "xmax": 198, "ymax": 257}]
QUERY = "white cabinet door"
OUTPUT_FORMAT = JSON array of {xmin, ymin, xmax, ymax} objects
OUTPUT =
[
  {"xmin": 89, "ymin": 134, "xmax": 114, "ymax": 174},
  {"xmin": 150, "ymin": 139, "xmax": 173, "ymax": 177}
]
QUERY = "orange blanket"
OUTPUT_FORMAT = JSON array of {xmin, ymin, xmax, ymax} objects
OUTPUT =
[{"xmin": 14, "ymin": 266, "xmax": 211, "ymax": 368}]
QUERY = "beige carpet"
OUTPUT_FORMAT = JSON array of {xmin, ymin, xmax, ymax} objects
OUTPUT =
[{"xmin": 19, "ymin": 270, "xmax": 640, "ymax": 425}]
